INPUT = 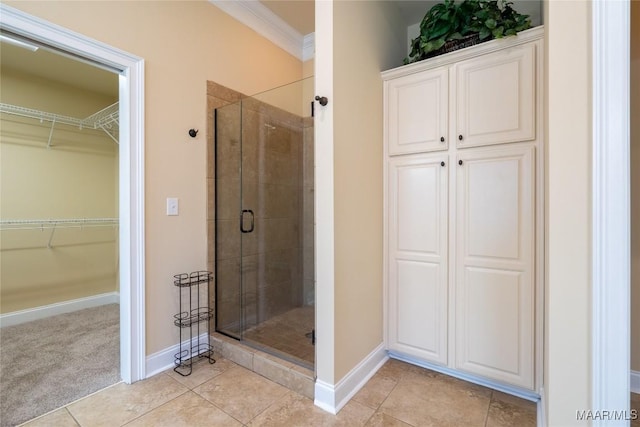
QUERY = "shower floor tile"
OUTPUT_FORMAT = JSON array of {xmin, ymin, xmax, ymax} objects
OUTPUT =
[{"xmin": 242, "ymin": 305, "xmax": 314, "ymax": 366}]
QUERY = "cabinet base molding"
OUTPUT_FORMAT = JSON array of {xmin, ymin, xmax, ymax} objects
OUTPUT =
[
  {"xmin": 388, "ymin": 351, "xmax": 540, "ymax": 402},
  {"xmin": 537, "ymin": 387, "xmax": 546, "ymax": 427}
]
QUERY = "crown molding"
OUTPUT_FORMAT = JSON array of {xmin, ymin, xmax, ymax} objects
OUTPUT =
[
  {"xmin": 210, "ymin": 0, "xmax": 314, "ymax": 61},
  {"xmin": 303, "ymin": 32, "xmax": 315, "ymax": 62}
]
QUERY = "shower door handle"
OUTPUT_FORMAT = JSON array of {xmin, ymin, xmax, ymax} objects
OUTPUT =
[{"xmin": 240, "ymin": 209, "xmax": 255, "ymax": 233}]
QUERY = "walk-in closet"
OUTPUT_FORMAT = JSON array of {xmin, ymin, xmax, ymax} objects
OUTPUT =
[{"xmin": 0, "ymin": 35, "xmax": 120, "ymax": 427}]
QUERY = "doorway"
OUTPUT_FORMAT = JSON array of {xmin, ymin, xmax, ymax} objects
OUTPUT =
[
  {"xmin": 0, "ymin": 3, "xmax": 145, "ymax": 386},
  {"xmin": 0, "ymin": 33, "xmax": 121, "ymax": 425}
]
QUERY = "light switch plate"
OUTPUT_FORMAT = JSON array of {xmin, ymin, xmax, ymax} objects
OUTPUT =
[{"xmin": 167, "ymin": 197, "xmax": 179, "ymax": 216}]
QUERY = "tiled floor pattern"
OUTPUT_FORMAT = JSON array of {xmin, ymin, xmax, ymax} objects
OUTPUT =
[
  {"xmin": 242, "ymin": 306, "xmax": 314, "ymax": 367},
  {"xmin": 22, "ymin": 356, "xmax": 538, "ymax": 427}
]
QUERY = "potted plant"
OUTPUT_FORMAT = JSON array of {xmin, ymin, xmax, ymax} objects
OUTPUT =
[{"xmin": 404, "ymin": 0, "xmax": 532, "ymax": 64}]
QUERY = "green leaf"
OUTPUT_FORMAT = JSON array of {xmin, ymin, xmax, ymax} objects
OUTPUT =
[
  {"xmin": 422, "ymin": 38, "xmax": 446, "ymax": 54},
  {"xmin": 409, "ymin": 0, "xmax": 532, "ymax": 62},
  {"xmin": 429, "ymin": 21, "xmax": 453, "ymax": 39}
]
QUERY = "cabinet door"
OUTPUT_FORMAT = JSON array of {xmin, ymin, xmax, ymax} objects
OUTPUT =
[
  {"xmin": 454, "ymin": 43, "xmax": 536, "ymax": 148},
  {"xmin": 455, "ymin": 145, "xmax": 534, "ymax": 389},
  {"xmin": 388, "ymin": 153, "xmax": 448, "ymax": 364},
  {"xmin": 386, "ymin": 68, "xmax": 448, "ymax": 155}
]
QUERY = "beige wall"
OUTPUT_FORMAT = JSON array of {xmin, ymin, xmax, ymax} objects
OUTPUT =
[
  {"xmin": 0, "ymin": 70, "xmax": 118, "ymax": 312},
  {"xmin": 544, "ymin": 0, "xmax": 592, "ymax": 424},
  {"xmin": 631, "ymin": 0, "xmax": 640, "ymax": 374},
  {"xmin": 303, "ymin": 59, "xmax": 314, "ymax": 79},
  {"xmin": 5, "ymin": 1, "xmax": 303, "ymax": 354},
  {"xmin": 332, "ymin": 0, "xmax": 406, "ymax": 380}
]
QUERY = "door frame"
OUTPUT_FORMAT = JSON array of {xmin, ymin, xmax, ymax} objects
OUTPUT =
[
  {"xmin": 0, "ymin": 4, "xmax": 146, "ymax": 383},
  {"xmin": 591, "ymin": 0, "xmax": 631, "ymax": 420}
]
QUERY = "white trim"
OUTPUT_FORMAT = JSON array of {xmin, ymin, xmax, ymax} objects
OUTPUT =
[
  {"xmin": 632, "ymin": 371, "xmax": 640, "ymax": 394},
  {"xmin": 314, "ymin": 0, "xmax": 335, "ymax": 407},
  {"xmin": 591, "ymin": 0, "xmax": 631, "ymax": 421},
  {"xmin": 537, "ymin": 387, "xmax": 546, "ymax": 427},
  {"xmin": 0, "ymin": 4, "xmax": 146, "ymax": 384},
  {"xmin": 389, "ymin": 351, "xmax": 540, "ymax": 402},
  {"xmin": 303, "ymin": 33, "xmax": 315, "ymax": 61},
  {"xmin": 209, "ymin": 0, "xmax": 306, "ymax": 60},
  {"xmin": 314, "ymin": 380, "xmax": 338, "ymax": 414},
  {"xmin": 314, "ymin": 343, "xmax": 388, "ymax": 414},
  {"xmin": 0, "ymin": 292, "xmax": 119, "ymax": 327},
  {"xmin": 145, "ymin": 333, "xmax": 210, "ymax": 378}
]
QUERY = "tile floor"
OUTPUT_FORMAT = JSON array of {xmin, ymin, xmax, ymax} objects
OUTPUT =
[
  {"xmin": 242, "ymin": 306, "xmax": 315, "ymax": 368},
  {"xmin": 22, "ymin": 356, "xmax": 537, "ymax": 427}
]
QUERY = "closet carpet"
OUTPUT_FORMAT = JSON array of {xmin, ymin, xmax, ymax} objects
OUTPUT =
[{"xmin": 0, "ymin": 304, "xmax": 120, "ymax": 427}]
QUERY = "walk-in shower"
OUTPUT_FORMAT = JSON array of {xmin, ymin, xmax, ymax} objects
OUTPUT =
[{"xmin": 214, "ymin": 77, "xmax": 314, "ymax": 369}]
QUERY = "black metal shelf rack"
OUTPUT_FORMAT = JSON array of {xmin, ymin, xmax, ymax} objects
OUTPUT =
[{"xmin": 173, "ymin": 270, "xmax": 215, "ymax": 376}]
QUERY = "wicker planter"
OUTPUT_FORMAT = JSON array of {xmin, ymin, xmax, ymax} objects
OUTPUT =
[{"xmin": 425, "ymin": 33, "xmax": 481, "ymax": 59}]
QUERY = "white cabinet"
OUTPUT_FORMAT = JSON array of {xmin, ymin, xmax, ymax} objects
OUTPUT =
[
  {"xmin": 384, "ymin": 37, "xmax": 536, "ymax": 156},
  {"xmin": 383, "ymin": 27, "xmax": 543, "ymax": 393},
  {"xmin": 454, "ymin": 43, "xmax": 536, "ymax": 148},
  {"xmin": 387, "ymin": 67, "xmax": 448, "ymax": 155},
  {"xmin": 387, "ymin": 153, "xmax": 448, "ymax": 364},
  {"xmin": 455, "ymin": 144, "xmax": 535, "ymax": 389}
]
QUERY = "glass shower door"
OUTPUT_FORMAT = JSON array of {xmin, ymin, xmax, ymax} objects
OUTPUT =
[{"xmin": 215, "ymin": 77, "xmax": 315, "ymax": 369}]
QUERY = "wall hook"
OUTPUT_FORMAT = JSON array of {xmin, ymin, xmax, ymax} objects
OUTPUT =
[
  {"xmin": 188, "ymin": 129, "xmax": 198, "ymax": 138},
  {"xmin": 315, "ymin": 96, "xmax": 328, "ymax": 106}
]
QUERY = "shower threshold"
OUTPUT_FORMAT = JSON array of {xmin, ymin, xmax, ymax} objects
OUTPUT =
[{"xmin": 210, "ymin": 332, "xmax": 315, "ymax": 399}]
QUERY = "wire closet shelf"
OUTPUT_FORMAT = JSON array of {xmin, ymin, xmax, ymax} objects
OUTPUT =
[
  {"xmin": 0, "ymin": 218, "xmax": 119, "ymax": 249},
  {"xmin": 0, "ymin": 218, "xmax": 119, "ymax": 231},
  {"xmin": 0, "ymin": 102, "xmax": 119, "ymax": 145}
]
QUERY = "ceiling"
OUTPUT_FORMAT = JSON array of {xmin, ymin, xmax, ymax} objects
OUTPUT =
[
  {"xmin": 260, "ymin": 0, "xmax": 316, "ymax": 35},
  {"xmin": 0, "ymin": 38, "xmax": 119, "ymax": 100},
  {"xmin": 259, "ymin": 0, "xmax": 436, "ymax": 36}
]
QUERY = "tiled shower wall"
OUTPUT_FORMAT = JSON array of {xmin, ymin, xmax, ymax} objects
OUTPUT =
[{"xmin": 206, "ymin": 81, "xmax": 314, "ymax": 336}]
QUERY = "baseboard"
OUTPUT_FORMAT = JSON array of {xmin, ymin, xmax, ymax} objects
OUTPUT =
[
  {"xmin": 631, "ymin": 370, "xmax": 640, "ymax": 394},
  {"xmin": 314, "ymin": 343, "xmax": 388, "ymax": 414},
  {"xmin": 145, "ymin": 333, "xmax": 210, "ymax": 378},
  {"xmin": 0, "ymin": 292, "xmax": 119, "ymax": 327}
]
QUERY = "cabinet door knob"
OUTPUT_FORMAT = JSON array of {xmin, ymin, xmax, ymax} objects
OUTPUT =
[
  {"xmin": 458, "ymin": 160, "xmax": 463, "ymax": 165},
  {"xmin": 440, "ymin": 136, "xmax": 445, "ymax": 142},
  {"xmin": 458, "ymin": 135, "xmax": 463, "ymax": 141},
  {"xmin": 441, "ymin": 161, "xmax": 445, "ymax": 167}
]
